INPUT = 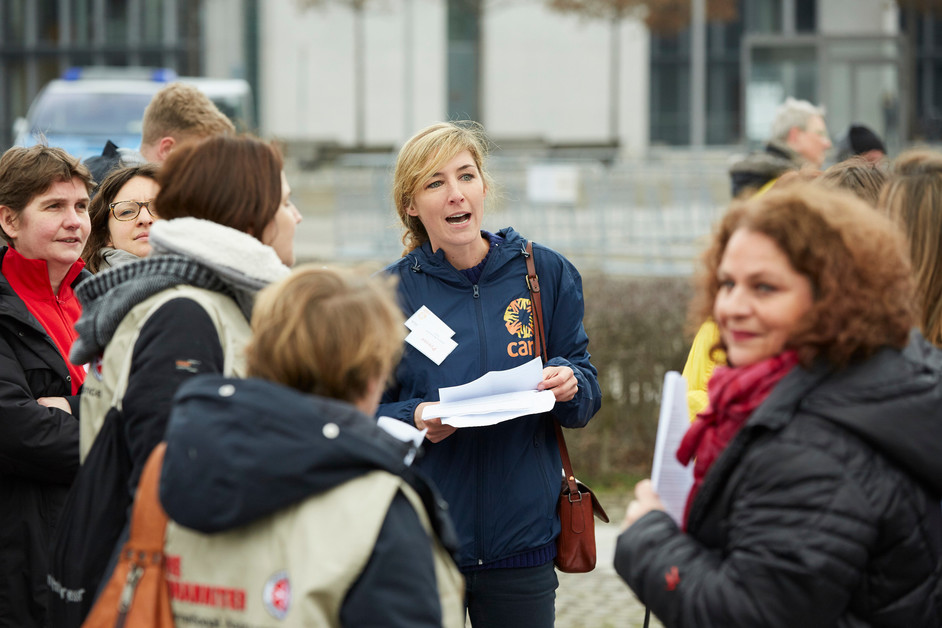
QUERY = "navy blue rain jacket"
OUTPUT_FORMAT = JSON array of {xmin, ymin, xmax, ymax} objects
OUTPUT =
[{"xmin": 378, "ymin": 227, "xmax": 601, "ymax": 569}]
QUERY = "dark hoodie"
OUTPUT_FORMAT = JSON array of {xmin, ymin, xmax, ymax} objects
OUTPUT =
[
  {"xmin": 615, "ymin": 330, "xmax": 942, "ymax": 627},
  {"xmin": 160, "ymin": 375, "xmax": 459, "ymax": 626}
]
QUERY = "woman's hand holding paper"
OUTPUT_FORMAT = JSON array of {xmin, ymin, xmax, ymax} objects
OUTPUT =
[{"xmin": 538, "ymin": 365, "xmax": 577, "ymax": 402}]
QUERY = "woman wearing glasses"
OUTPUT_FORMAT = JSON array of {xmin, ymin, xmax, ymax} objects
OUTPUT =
[{"xmin": 81, "ymin": 164, "xmax": 159, "ymax": 272}]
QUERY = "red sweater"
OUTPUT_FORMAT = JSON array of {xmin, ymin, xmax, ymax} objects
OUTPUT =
[{"xmin": 3, "ymin": 248, "xmax": 86, "ymax": 394}]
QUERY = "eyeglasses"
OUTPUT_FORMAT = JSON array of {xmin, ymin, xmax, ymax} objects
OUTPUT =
[{"xmin": 109, "ymin": 200, "xmax": 157, "ymax": 221}]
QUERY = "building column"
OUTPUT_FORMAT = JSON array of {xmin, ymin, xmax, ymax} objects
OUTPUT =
[{"xmin": 690, "ymin": 0, "xmax": 706, "ymax": 147}]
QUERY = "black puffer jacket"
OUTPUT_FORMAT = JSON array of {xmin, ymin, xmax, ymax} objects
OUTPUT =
[
  {"xmin": 728, "ymin": 140, "xmax": 806, "ymax": 198},
  {"xmin": 0, "ymin": 248, "xmax": 86, "ymax": 628},
  {"xmin": 615, "ymin": 332, "xmax": 942, "ymax": 627}
]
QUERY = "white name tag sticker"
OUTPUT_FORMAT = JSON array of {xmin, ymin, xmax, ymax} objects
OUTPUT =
[
  {"xmin": 405, "ymin": 327, "xmax": 457, "ymax": 366},
  {"xmin": 405, "ymin": 305, "xmax": 455, "ymax": 339}
]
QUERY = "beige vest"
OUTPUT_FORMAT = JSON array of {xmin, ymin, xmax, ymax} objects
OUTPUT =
[
  {"xmin": 163, "ymin": 470, "xmax": 465, "ymax": 627},
  {"xmin": 79, "ymin": 286, "xmax": 250, "ymax": 462}
]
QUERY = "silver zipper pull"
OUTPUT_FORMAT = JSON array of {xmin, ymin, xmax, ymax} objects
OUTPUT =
[{"xmin": 117, "ymin": 563, "xmax": 144, "ymax": 614}]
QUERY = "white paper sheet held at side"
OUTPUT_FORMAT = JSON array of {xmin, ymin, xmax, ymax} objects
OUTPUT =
[{"xmin": 651, "ymin": 371, "xmax": 695, "ymax": 525}]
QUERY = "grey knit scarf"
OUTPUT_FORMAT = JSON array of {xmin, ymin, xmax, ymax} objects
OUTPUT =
[{"xmin": 70, "ymin": 255, "xmax": 236, "ymax": 364}]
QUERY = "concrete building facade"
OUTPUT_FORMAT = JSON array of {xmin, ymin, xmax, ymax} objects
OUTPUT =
[{"xmin": 2, "ymin": 0, "xmax": 941, "ymax": 156}]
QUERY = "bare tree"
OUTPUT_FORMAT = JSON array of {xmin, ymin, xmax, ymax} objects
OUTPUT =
[
  {"xmin": 896, "ymin": 0, "xmax": 942, "ymax": 12},
  {"xmin": 547, "ymin": 0, "xmax": 737, "ymax": 35}
]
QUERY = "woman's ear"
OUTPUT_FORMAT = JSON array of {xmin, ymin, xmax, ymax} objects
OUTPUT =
[
  {"xmin": 0, "ymin": 206, "xmax": 19, "ymax": 241},
  {"xmin": 405, "ymin": 203, "xmax": 419, "ymax": 217}
]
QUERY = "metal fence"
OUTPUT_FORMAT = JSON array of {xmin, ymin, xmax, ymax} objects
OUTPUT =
[{"xmin": 292, "ymin": 153, "xmax": 734, "ymax": 276}]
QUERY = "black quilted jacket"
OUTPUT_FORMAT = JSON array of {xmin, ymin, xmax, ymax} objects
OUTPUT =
[{"xmin": 615, "ymin": 331, "xmax": 942, "ymax": 627}]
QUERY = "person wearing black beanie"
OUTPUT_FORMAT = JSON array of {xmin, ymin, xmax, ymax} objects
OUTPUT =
[{"xmin": 837, "ymin": 124, "xmax": 887, "ymax": 164}]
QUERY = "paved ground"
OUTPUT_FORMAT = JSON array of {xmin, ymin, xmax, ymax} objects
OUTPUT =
[{"xmin": 554, "ymin": 520, "xmax": 663, "ymax": 628}]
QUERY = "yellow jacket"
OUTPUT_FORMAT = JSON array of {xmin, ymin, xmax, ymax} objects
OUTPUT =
[{"xmin": 681, "ymin": 321, "xmax": 725, "ymax": 421}]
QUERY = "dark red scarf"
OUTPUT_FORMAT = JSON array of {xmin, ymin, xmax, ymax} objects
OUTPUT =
[{"xmin": 676, "ymin": 350, "xmax": 799, "ymax": 529}]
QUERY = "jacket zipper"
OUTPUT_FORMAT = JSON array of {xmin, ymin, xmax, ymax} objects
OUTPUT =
[{"xmin": 472, "ymin": 281, "xmax": 488, "ymax": 564}]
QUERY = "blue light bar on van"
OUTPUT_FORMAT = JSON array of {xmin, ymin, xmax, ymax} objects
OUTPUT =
[
  {"xmin": 61, "ymin": 67, "xmax": 178, "ymax": 82},
  {"xmin": 150, "ymin": 68, "xmax": 177, "ymax": 82}
]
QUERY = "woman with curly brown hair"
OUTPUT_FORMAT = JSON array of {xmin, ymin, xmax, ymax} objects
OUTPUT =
[{"xmin": 615, "ymin": 184, "xmax": 942, "ymax": 627}]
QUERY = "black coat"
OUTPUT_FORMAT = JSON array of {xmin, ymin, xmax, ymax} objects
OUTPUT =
[
  {"xmin": 615, "ymin": 332, "xmax": 942, "ymax": 627},
  {"xmin": 0, "ymin": 248, "xmax": 87, "ymax": 628}
]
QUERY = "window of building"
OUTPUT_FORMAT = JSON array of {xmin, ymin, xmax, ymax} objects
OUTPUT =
[
  {"xmin": 69, "ymin": 0, "xmax": 93, "ymax": 45},
  {"xmin": 2, "ymin": 1, "xmax": 27, "ymax": 45},
  {"xmin": 744, "ymin": 0, "xmax": 782, "ymax": 34},
  {"xmin": 142, "ymin": 0, "xmax": 165, "ymax": 45},
  {"xmin": 902, "ymin": 10, "xmax": 942, "ymax": 141},
  {"xmin": 795, "ymin": 0, "xmax": 816, "ymax": 32},
  {"xmin": 447, "ymin": 0, "xmax": 480, "ymax": 122},
  {"xmin": 0, "ymin": 0, "xmax": 205, "ymax": 147},
  {"xmin": 37, "ymin": 0, "xmax": 60, "ymax": 44},
  {"xmin": 105, "ymin": 0, "xmax": 128, "ymax": 44},
  {"xmin": 650, "ymin": 9, "xmax": 744, "ymax": 146}
]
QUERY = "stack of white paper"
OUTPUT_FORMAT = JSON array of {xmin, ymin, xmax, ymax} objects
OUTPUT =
[{"xmin": 422, "ymin": 357, "xmax": 556, "ymax": 428}]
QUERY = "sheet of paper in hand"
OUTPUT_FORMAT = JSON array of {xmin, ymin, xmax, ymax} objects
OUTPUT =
[{"xmin": 423, "ymin": 357, "xmax": 556, "ymax": 428}]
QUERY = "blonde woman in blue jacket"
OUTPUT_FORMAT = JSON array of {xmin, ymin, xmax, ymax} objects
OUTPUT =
[{"xmin": 378, "ymin": 121, "xmax": 601, "ymax": 627}]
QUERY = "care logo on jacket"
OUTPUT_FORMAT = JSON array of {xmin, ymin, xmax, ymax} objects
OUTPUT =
[{"xmin": 503, "ymin": 298, "xmax": 536, "ymax": 357}]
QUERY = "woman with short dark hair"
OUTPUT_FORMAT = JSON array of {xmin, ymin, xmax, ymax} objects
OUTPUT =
[
  {"xmin": 615, "ymin": 185, "xmax": 942, "ymax": 627},
  {"xmin": 0, "ymin": 144, "xmax": 94, "ymax": 628}
]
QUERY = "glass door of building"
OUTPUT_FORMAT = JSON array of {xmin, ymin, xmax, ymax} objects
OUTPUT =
[{"xmin": 743, "ymin": 34, "xmax": 906, "ymax": 154}]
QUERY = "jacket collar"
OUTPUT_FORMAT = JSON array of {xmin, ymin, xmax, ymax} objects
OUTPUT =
[
  {"xmin": 404, "ymin": 227, "xmax": 527, "ymax": 282},
  {"xmin": 0, "ymin": 247, "xmax": 91, "ymax": 333},
  {"xmin": 765, "ymin": 139, "xmax": 808, "ymax": 168},
  {"xmin": 2, "ymin": 245, "xmax": 85, "ymax": 303},
  {"xmin": 162, "ymin": 376, "xmax": 416, "ymax": 529},
  {"xmin": 149, "ymin": 217, "xmax": 289, "ymax": 290}
]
